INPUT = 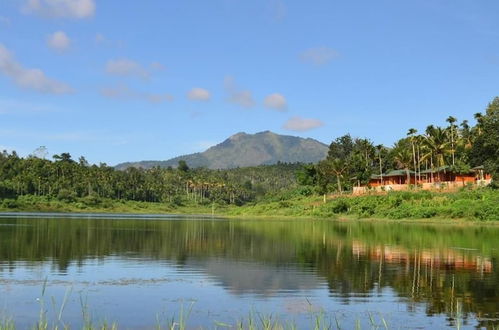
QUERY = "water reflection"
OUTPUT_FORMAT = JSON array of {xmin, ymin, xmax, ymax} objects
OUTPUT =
[{"xmin": 0, "ymin": 216, "xmax": 497, "ymax": 328}]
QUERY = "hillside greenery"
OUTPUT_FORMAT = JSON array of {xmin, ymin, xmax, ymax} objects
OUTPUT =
[{"xmin": 115, "ymin": 130, "xmax": 328, "ymax": 170}]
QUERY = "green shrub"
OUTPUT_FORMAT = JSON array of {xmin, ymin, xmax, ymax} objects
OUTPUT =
[
  {"xmin": 82, "ymin": 193, "xmax": 102, "ymax": 206},
  {"xmin": 57, "ymin": 189, "xmax": 76, "ymax": 203},
  {"xmin": 329, "ymin": 199, "xmax": 349, "ymax": 214},
  {"xmin": 1, "ymin": 199, "xmax": 18, "ymax": 209}
]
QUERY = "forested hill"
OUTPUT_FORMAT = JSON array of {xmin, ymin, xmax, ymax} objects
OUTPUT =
[{"xmin": 115, "ymin": 131, "xmax": 328, "ymax": 170}]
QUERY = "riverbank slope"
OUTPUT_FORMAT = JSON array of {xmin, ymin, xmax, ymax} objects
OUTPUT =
[{"xmin": 0, "ymin": 188, "xmax": 498, "ymax": 221}]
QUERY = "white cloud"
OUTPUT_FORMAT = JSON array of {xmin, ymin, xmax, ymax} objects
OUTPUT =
[
  {"xmin": 267, "ymin": 0, "xmax": 287, "ymax": 21},
  {"xmin": 300, "ymin": 47, "xmax": 339, "ymax": 66},
  {"xmin": 264, "ymin": 93, "xmax": 287, "ymax": 111},
  {"xmin": 95, "ymin": 33, "xmax": 105, "ymax": 43},
  {"xmin": 0, "ymin": 99, "xmax": 60, "ymax": 114},
  {"xmin": 100, "ymin": 84, "xmax": 173, "ymax": 104},
  {"xmin": 22, "ymin": 0, "xmax": 95, "ymax": 19},
  {"xmin": 283, "ymin": 116, "xmax": 324, "ymax": 132},
  {"xmin": 187, "ymin": 87, "xmax": 211, "ymax": 101},
  {"xmin": 105, "ymin": 59, "xmax": 150, "ymax": 79},
  {"xmin": 0, "ymin": 129, "xmax": 126, "ymax": 145},
  {"xmin": 150, "ymin": 62, "xmax": 166, "ymax": 72},
  {"xmin": 47, "ymin": 31, "xmax": 71, "ymax": 52},
  {"xmin": 0, "ymin": 44, "xmax": 73, "ymax": 94},
  {"xmin": 94, "ymin": 33, "xmax": 124, "ymax": 48},
  {"xmin": 224, "ymin": 76, "xmax": 255, "ymax": 108},
  {"xmin": 0, "ymin": 16, "xmax": 11, "ymax": 26}
]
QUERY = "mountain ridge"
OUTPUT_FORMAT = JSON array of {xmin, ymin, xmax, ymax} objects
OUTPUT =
[{"xmin": 115, "ymin": 131, "xmax": 328, "ymax": 170}]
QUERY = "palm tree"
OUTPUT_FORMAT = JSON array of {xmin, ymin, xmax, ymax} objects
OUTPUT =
[
  {"xmin": 474, "ymin": 112, "xmax": 484, "ymax": 136},
  {"xmin": 446, "ymin": 116, "xmax": 457, "ymax": 166},
  {"xmin": 320, "ymin": 158, "xmax": 349, "ymax": 194},
  {"xmin": 407, "ymin": 128, "xmax": 418, "ymax": 182},
  {"xmin": 376, "ymin": 144, "xmax": 384, "ymax": 184},
  {"xmin": 422, "ymin": 126, "xmax": 451, "ymax": 182},
  {"xmin": 460, "ymin": 120, "xmax": 472, "ymax": 149},
  {"xmin": 393, "ymin": 142, "xmax": 412, "ymax": 184}
]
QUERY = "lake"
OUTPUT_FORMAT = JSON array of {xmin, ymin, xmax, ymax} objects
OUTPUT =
[{"xmin": 0, "ymin": 214, "xmax": 497, "ymax": 329}]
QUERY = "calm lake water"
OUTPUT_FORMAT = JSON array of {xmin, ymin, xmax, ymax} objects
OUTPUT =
[{"xmin": 0, "ymin": 214, "xmax": 498, "ymax": 329}]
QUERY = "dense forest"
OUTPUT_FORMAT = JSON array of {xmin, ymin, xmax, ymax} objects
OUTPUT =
[{"xmin": 0, "ymin": 97, "xmax": 497, "ymax": 209}]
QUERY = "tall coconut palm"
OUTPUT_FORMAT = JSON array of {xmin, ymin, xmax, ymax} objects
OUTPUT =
[
  {"xmin": 422, "ymin": 126, "xmax": 451, "ymax": 175},
  {"xmin": 473, "ymin": 112, "xmax": 484, "ymax": 136},
  {"xmin": 407, "ymin": 128, "xmax": 418, "ymax": 182},
  {"xmin": 376, "ymin": 144, "xmax": 384, "ymax": 184},
  {"xmin": 446, "ymin": 116, "xmax": 457, "ymax": 166},
  {"xmin": 393, "ymin": 141, "xmax": 413, "ymax": 184},
  {"xmin": 460, "ymin": 120, "xmax": 472, "ymax": 150}
]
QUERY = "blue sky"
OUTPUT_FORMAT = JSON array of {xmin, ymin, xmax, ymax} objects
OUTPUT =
[{"xmin": 1, "ymin": 0, "xmax": 498, "ymax": 165}]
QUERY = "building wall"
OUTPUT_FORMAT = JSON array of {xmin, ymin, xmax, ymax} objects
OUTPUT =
[{"xmin": 354, "ymin": 179, "xmax": 492, "ymax": 195}]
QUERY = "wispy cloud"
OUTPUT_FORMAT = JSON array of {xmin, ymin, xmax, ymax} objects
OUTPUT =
[
  {"xmin": 224, "ymin": 76, "xmax": 255, "ymax": 108},
  {"xmin": 187, "ymin": 87, "xmax": 211, "ymax": 101},
  {"xmin": 150, "ymin": 62, "xmax": 166, "ymax": 72},
  {"xmin": 22, "ymin": 0, "xmax": 96, "ymax": 19},
  {"xmin": 105, "ymin": 58, "xmax": 165, "ymax": 80},
  {"xmin": 267, "ymin": 0, "xmax": 287, "ymax": 21},
  {"xmin": 47, "ymin": 31, "xmax": 71, "ymax": 52},
  {"xmin": 105, "ymin": 59, "xmax": 151, "ymax": 80},
  {"xmin": 95, "ymin": 33, "xmax": 106, "ymax": 43},
  {"xmin": 0, "ymin": 43, "xmax": 73, "ymax": 94},
  {"xmin": 94, "ymin": 33, "xmax": 124, "ymax": 48},
  {"xmin": 0, "ymin": 16, "xmax": 11, "ymax": 26},
  {"xmin": 0, "ymin": 129, "xmax": 127, "ymax": 145},
  {"xmin": 283, "ymin": 116, "xmax": 324, "ymax": 131},
  {"xmin": 264, "ymin": 93, "xmax": 287, "ymax": 111},
  {"xmin": 100, "ymin": 84, "xmax": 173, "ymax": 104},
  {"xmin": 0, "ymin": 99, "xmax": 61, "ymax": 114},
  {"xmin": 300, "ymin": 47, "xmax": 339, "ymax": 66}
]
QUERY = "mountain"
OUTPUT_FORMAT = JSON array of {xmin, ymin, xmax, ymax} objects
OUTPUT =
[{"xmin": 115, "ymin": 131, "xmax": 328, "ymax": 170}]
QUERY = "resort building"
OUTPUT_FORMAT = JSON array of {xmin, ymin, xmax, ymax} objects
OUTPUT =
[{"xmin": 353, "ymin": 166, "xmax": 492, "ymax": 195}]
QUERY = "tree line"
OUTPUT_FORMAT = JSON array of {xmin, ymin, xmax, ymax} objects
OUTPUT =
[
  {"xmin": 0, "ymin": 97, "xmax": 497, "ymax": 205},
  {"xmin": 0, "ymin": 152, "xmax": 300, "ymax": 205}
]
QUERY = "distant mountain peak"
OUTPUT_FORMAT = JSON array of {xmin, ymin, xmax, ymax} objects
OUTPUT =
[
  {"xmin": 115, "ymin": 131, "xmax": 328, "ymax": 170},
  {"xmin": 228, "ymin": 132, "xmax": 248, "ymax": 140}
]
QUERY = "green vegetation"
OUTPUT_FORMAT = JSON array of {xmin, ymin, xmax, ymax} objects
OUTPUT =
[
  {"xmin": 1, "ymin": 97, "xmax": 498, "ymax": 220},
  {"xmin": 0, "ymin": 306, "xmax": 395, "ymax": 330},
  {"xmin": 1, "ymin": 188, "xmax": 498, "ymax": 221},
  {"xmin": 307, "ymin": 97, "xmax": 499, "ymax": 194},
  {"xmin": 115, "ymin": 131, "xmax": 328, "ymax": 170},
  {"xmin": 227, "ymin": 188, "xmax": 499, "ymax": 221}
]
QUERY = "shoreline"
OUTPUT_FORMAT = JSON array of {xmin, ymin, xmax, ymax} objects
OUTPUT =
[
  {"xmin": 1, "ymin": 188, "xmax": 498, "ymax": 223},
  {"xmin": 1, "ymin": 208, "xmax": 498, "ymax": 225}
]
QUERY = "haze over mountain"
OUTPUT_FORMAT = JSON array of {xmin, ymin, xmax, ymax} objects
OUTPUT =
[{"xmin": 115, "ymin": 131, "xmax": 328, "ymax": 170}]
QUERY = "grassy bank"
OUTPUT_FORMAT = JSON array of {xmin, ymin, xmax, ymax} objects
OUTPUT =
[
  {"xmin": 227, "ymin": 188, "xmax": 499, "ymax": 221},
  {"xmin": 0, "ymin": 188, "xmax": 498, "ymax": 221}
]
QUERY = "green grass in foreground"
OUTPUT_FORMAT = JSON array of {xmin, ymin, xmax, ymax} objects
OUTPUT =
[
  {"xmin": 1, "ymin": 188, "xmax": 498, "ymax": 221},
  {"xmin": 0, "ymin": 299, "xmax": 472, "ymax": 330}
]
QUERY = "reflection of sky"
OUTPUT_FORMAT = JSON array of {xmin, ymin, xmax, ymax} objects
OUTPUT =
[{"xmin": 0, "ymin": 257, "xmax": 470, "ymax": 329}]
